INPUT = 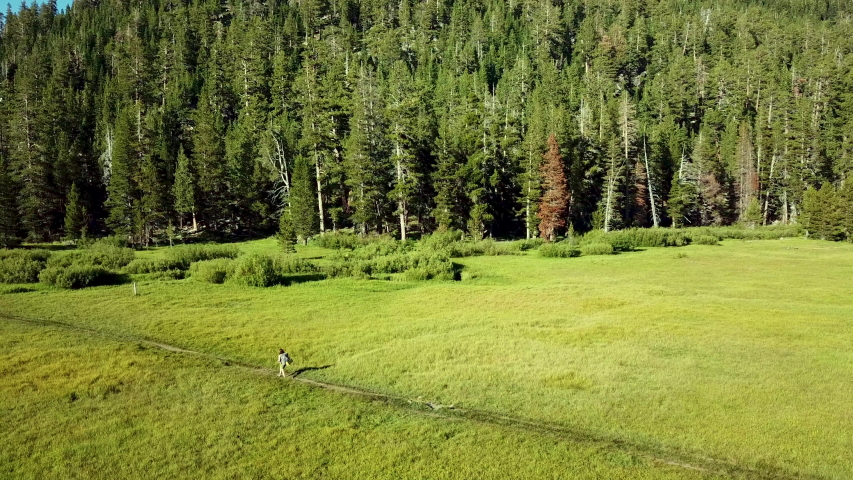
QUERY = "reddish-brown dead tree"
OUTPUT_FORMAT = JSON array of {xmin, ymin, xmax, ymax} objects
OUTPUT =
[{"xmin": 537, "ymin": 134, "xmax": 569, "ymax": 241}]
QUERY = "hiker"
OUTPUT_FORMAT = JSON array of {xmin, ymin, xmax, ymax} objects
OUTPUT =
[{"xmin": 278, "ymin": 348, "xmax": 291, "ymax": 377}]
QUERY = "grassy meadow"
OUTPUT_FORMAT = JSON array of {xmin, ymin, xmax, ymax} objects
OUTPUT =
[{"xmin": 2, "ymin": 236, "xmax": 852, "ymax": 478}]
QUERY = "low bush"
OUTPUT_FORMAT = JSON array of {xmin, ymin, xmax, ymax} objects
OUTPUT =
[
  {"xmin": 321, "ymin": 261, "xmax": 354, "ymax": 279},
  {"xmin": 189, "ymin": 258, "xmax": 234, "ymax": 284},
  {"xmin": 124, "ymin": 258, "xmax": 184, "ymax": 274},
  {"xmin": 405, "ymin": 253, "xmax": 457, "ymax": 281},
  {"xmin": 580, "ymin": 243, "xmax": 615, "ymax": 256},
  {"xmin": 445, "ymin": 239, "xmax": 516, "ymax": 257},
  {"xmin": 357, "ymin": 237, "xmax": 413, "ymax": 258},
  {"xmin": 579, "ymin": 228, "xmax": 686, "ymax": 251},
  {"xmin": 164, "ymin": 244, "xmax": 240, "ymax": 269},
  {"xmin": 690, "ymin": 235, "xmax": 720, "ymax": 245},
  {"xmin": 691, "ymin": 224, "xmax": 803, "ymax": 241},
  {"xmin": 49, "ymin": 245, "xmax": 135, "ymax": 270},
  {"xmin": 323, "ymin": 250, "xmax": 457, "ymax": 281},
  {"xmin": 0, "ymin": 250, "xmax": 51, "ymax": 283},
  {"xmin": 148, "ymin": 269, "xmax": 186, "ymax": 281},
  {"xmin": 273, "ymin": 256, "xmax": 319, "ymax": 276},
  {"xmin": 539, "ymin": 243, "xmax": 581, "ymax": 258},
  {"xmin": 312, "ymin": 231, "xmax": 370, "ymax": 250},
  {"xmin": 419, "ymin": 230, "xmax": 465, "ymax": 250},
  {"xmin": 230, "ymin": 254, "xmax": 278, "ymax": 287},
  {"xmin": 508, "ymin": 238, "xmax": 544, "ymax": 252},
  {"xmin": 83, "ymin": 235, "xmax": 130, "ymax": 249},
  {"xmin": 39, "ymin": 264, "xmax": 115, "ymax": 289}
]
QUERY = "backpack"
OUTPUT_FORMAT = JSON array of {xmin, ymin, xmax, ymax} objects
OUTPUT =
[{"xmin": 283, "ymin": 353, "xmax": 291, "ymax": 365}]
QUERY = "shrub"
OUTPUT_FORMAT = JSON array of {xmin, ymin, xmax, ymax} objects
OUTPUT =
[
  {"xmin": 124, "ymin": 258, "xmax": 184, "ymax": 274},
  {"xmin": 148, "ymin": 269, "xmax": 186, "ymax": 281},
  {"xmin": 357, "ymin": 237, "xmax": 413, "ymax": 257},
  {"xmin": 189, "ymin": 258, "xmax": 234, "ymax": 284},
  {"xmin": 164, "ymin": 244, "xmax": 240, "ymax": 269},
  {"xmin": 614, "ymin": 228, "xmax": 687, "ymax": 248},
  {"xmin": 690, "ymin": 235, "xmax": 720, "ymax": 245},
  {"xmin": 49, "ymin": 245, "xmax": 136, "ymax": 270},
  {"xmin": 85, "ymin": 235, "xmax": 131, "ymax": 249},
  {"xmin": 323, "ymin": 250, "xmax": 457, "ymax": 281},
  {"xmin": 321, "ymin": 261, "xmax": 354, "ymax": 279},
  {"xmin": 312, "ymin": 231, "xmax": 368, "ymax": 249},
  {"xmin": 508, "ymin": 238, "xmax": 544, "ymax": 252},
  {"xmin": 580, "ymin": 243, "xmax": 615, "ymax": 256},
  {"xmin": 273, "ymin": 256, "xmax": 319, "ymax": 275},
  {"xmin": 426, "ymin": 237, "xmax": 516, "ymax": 258},
  {"xmin": 688, "ymin": 224, "xmax": 803, "ymax": 241},
  {"xmin": 0, "ymin": 250, "xmax": 51, "ymax": 283},
  {"xmin": 419, "ymin": 230, "xmax": 465, "ymax": 250},
  {"xmin": 39, "ymin": 265, "xmax": 115, "ymax": 289},
  {"xmin": 539, "ymin": 243, "xmax": 581, "ymax": 258},
  {"xmin": 230, "ymin": 254, "xmax": 278, "ymax": 287}
]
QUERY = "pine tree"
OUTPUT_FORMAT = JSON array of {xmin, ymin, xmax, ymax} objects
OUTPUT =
[
  {"xmin": 801, "ymin": 183, "xmax": 845, "ymax": 241},
  {"xmin": 387, "ymin": 61, "xmax": 421, "ymax": 241},
  {"xmin": 537, "ymin": 134, "xmax": 568, "ymax": 241},
  {"xmin": 0, "ymin": 159, "xmax": 21, "ymax": 248},
  {"xmin": 173, "ymin": 147, "xmax": 196, "ymax": 231},
  {"xmin": 290, "ymin": 155, "xmax": 319, "ymax": 244},
  {"xmin": 64, "ymin": 183, "xmax": 87, "ymax": 241},
  {"xmin": 192, "ymin": 85, "xmax": 227, "ymax": 229},
  {"xmin": 105, "ymin": 107, "xmax": 139, "ymax": 239},
  {"xmin": 842, "ymin": 180, "xmax": 853, "ymax": 241},
  {"xmin": 668, "ymin": 172, "xmax": 699, "ymax": 228},
  {"xmin": 277, "ymin": 207, "xmax": 297, "ymax": 253}
]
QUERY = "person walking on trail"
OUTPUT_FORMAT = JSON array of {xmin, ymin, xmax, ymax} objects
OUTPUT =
[{"xmin": 278, "ymin": 348, "xmax": 291, "ymax": 377}]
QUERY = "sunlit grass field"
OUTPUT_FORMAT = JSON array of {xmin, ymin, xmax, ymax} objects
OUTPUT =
[{"xmin": 2, "ymin": 238, "xmax": 852, "ymax": 478}]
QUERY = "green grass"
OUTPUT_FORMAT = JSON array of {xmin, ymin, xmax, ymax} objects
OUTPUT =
[
  {"xmin": 0, "ymin": 320, "xmax": 706, "ymax": 479},
  {"xmin": 2, "ymin": 238, "xmax": 852, "ymax": 478}
]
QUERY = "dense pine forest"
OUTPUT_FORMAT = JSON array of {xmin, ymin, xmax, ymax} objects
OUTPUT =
[{"xmin": 1, "ymin": 0, "xmax": 853, "ymax": 246}]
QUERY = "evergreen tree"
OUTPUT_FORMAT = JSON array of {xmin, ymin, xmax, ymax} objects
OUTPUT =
[
  {"xmin": 668, "ymin": 172, "xmax": 699, "ymax": 228},
  {"xmin": 105, "ymin": 107, "xmax": 139, "ymax": 239},
  {"xmin": 0, "ymin": 159, "xmax": 21, "ymax": 248},
  {"xmin": 64, "ymin": 183, "xmax": 87, "ymax": 241},
  {"xmin": 801, "ymin": 184, "xmax": 845, "ymax": 241},
  {"xmin": 173, "ymin": 147, "xmax": 196, "ymax": 231},
  {"xmin": 290, "ymin": 156, "xmax": 318, "ymax": 244},
  {"xmin": 276, "ymin": 207, "xmax": 297, "ymax": 253}
]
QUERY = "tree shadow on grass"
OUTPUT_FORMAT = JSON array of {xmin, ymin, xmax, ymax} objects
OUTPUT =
[
  {"xmin": 291, "ymin": 364, "xmax": 333, "ymax": 378},
  {"xmin": 279, "ymin": 274, "xmax": 327, "ymax": 287}
]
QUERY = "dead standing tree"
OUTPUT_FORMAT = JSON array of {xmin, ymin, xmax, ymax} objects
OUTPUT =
[{"xmin": 537, "ymin": 134, "xmax": 569, "ymax": 242}]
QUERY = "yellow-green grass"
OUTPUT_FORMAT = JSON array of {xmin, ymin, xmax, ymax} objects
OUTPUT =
[
  {"xmin": 2, "ymin": 238, "xmax": 852, "ymax": 478},
  {"xmin": 0, "ymin": 320, "xmax": 708, "ymax": 479}
]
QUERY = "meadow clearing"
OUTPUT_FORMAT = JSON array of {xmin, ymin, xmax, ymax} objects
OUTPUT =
[{"xmin": 1, "ymin": 236, "xmax": 851, "ymax": 478}]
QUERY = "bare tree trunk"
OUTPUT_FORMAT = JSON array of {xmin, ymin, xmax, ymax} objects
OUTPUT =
[
  {"xmin": 604, "ymin": 157, "xmax": 615, "ymax": 232},
  {"xmin": 315, "ymin": 152, "xmax": 325, "ymax": 234},
  {"xmin": 763, "ymin": 151, "xmax": 777, "ymax": 226},
  {"xmin": 644, "ymin": 136, "xmax": 659, "ymax": 228}
]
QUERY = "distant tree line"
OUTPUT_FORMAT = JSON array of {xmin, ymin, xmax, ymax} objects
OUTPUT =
[{"xmin": 1, "ymin": 0, "xmax": 853, "ymax": 247}]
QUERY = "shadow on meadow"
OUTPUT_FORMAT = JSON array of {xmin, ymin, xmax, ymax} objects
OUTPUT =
[{"xmin": 291, "ymin": 364, "xmax": 333, "ymax": 377}]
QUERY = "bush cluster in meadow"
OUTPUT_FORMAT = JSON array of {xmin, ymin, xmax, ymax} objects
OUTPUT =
[
  {"xmin": 539, "ymin": 243, "xmax": 581, "ymax": 258},
  {"xmin": 38, "ymin": 264, "xmax": 115, "ymax": 289},
  {"xmin": 0, "ymin": 250, "xmax": 51, "ymax": 283},
  {"xmin": 163, "ymin": 244, "xmax": 241, "ymax": 269},
  {"xmin": 188, "ymin": 254, "xmax": 318, "ymax": 286}
]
